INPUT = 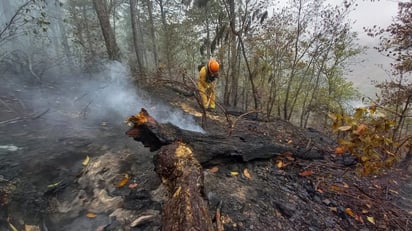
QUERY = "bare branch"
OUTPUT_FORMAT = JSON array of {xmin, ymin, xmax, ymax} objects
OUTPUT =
[{"xmin": 0, "ymin": 0, "xmax": 34, "ymax": 42}]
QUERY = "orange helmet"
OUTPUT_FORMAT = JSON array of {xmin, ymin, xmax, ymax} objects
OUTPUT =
[{"xmin": 208, "ymin": 59, "xmax": 219, "ymax": 73}]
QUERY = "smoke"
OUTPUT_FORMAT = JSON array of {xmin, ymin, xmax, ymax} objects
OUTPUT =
[
  {"xmin": 24, "ymin": 61, "xmax": 204, "ymax": 133},
  {"xmin": 99, "ymin": 61, "xmax": 204, "ymax": 132}
]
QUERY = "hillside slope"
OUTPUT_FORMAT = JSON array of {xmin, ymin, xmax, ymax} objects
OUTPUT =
[{"xmin": 0, "ymin": 80, "xmax": 410, "ymax": 231}]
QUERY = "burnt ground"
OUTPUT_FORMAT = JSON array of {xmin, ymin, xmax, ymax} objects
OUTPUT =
[{"xmin": 0, "ymin": 75, "xmax": 411, "ymax": 231}]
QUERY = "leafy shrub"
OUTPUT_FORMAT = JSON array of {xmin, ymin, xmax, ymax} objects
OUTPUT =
[{"xmin": 329, "ymin": 106, "xmax": 399, "ymax": 175}]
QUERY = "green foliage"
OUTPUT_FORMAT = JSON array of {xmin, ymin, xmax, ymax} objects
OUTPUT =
[{"xmin": 330, "ymin": 106, "xmax": 399, "ymax": 176}]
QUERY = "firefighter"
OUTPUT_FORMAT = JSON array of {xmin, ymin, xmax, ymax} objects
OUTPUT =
[{"xmin": 198, "ymin": 58, "xmax": 220, "ymax": 110}]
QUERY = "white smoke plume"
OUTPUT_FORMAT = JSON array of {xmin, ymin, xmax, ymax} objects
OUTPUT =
[
  {"xmin": 5, "ymin": 60, "xmax": 204, "ymax": 134},
  {"xmin": 74, "ymin": 61, "xmax": 204, "ymax": 133}
]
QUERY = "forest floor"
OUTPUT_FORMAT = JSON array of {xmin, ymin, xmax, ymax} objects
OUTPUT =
[{"xmin": 0, "ymin": 77, "xmax": 411, "ymax": 231}]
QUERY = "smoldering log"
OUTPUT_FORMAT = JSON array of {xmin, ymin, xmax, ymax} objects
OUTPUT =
[
  {"xmin": 125, "ymin": 108, "xmax": 321, "ymax": 165},
  {"xmin": 125, "ymin": 108, "xmax": 323, "ymax": 230},
  {"xmin": 154, "ymin": 141, "xmax": 214, "ymax": 231}
]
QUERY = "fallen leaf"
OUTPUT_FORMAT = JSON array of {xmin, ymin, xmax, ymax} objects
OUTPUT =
[
  {"xmin": 25, "ymin": 224, "xmax": 40, "ymax": 231},
  {"xmin": 361, "ymin": 209, "xmax": 369, "ymax": 214},
  {"xmin": 86, "ymin": 212, "xmax": 97, "ymax": 218},
  {"xmin": 354, "ymin": 124, "xmax": 367, "ymax": 135},
  {"xmin": 328, "ymin": 113, "xmax": 337, "ymax": 120},
  {"xmin": 345, "ymin": 208, "xmax": 363, "ymax": 223},
  {"xmin": 47, "ymin": 181, "xmax": 62, "ymax": 188},
  {"xmin": 209, "ymin": 166, "xmax": 219, "ymax": 173},
  {"xmin": 355, "ymin": 214, "xmax": 364, "ymax": 224},
  {"xmin": 276, "ymin": 160, "xmax": 284, "ymax": 169},
  {"xmin": 287, "ymin": 140, "xmax": 293, "ymax": 144},
  {"xmin": 345, "ymin": 208, "xmax": 355, "ymax": 217},
  {"xmin": 342, "ymin": 182, "xmax": 350, "ymax": 188},
  {"xmin": 335, "ymin": 146, "xmax": 346, "ymax": 155},
  {"xmin": 388, "ymin": 189, "xmax": 399, "ymax": 194},
  {"xmin": 329, "ymin": 184, "xmax": 343, "ymax": 192},
  {"xmin": 128, "ymin": 183, "xmax": 138, "ymax": 189},
  {"xmin": 367, "ymin": 216, "xmax": 375, "ymax": 224},
  {"xmin": 116, "ymin": 173, "xmax": 130, "ymax": 188},
  {"xmin": 82, "ymin": 155, "xmax": 90, "ymax": 166},
  {"xmin": 299, "ymin": 170, "xmax": 313, "ymax": 177},
  {"xmin": 230, "ymin": 171, "xmax": 239, "ymax": 176},
  {"xmin": 243, "ymin": 168, "xmax": 252, "ymax": 179},
  {"xmin": 329, "ymin": 207, "xmax": 338, "ymax": 212},
  {"xmin": 338, "ymin": 125, "xmax": 352, "ymax": 131}
]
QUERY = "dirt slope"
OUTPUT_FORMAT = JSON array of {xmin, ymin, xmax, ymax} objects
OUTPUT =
[{"xmin": 0, "ymin": 81, "xmax": 411, "ymax": 231}]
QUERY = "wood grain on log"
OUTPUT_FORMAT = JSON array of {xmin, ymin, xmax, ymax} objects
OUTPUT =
[{"xmin": 154, "ymin": 142, "xmax": 214, "ymax": 231}]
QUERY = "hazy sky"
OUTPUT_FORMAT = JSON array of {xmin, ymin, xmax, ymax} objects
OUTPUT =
[
  {"xmin": 274, "ymin": 0, "xmax": 399, "ymax": 96},
  {"xmin": 331, "ymin": 0, "xmax": 399, "ymax": 96}
]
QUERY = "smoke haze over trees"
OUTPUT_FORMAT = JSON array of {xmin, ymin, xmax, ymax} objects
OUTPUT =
[{"xmin": 0, "ymin": 0, "xmax": 410, "ymax": 137}]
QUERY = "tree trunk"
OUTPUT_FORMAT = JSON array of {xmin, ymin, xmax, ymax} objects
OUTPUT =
[
  {"xmin": 145, "ymin": 0, "xmax": 158, "ymax": 68},
  {"xmin": 130, "ymin": 0, "xmax": 143, "ymax": 75},
  {"xmin": 157, "ymin": 0, "xmax": 172, "ymax": 78},
  {"xmin": 49, "ymin": 0, "xmax": 75, "ymax": 71},
  {"xmin": 228, "ymin": 0, "xmax": 238, "ymax": 107},
  {"xmin": 92, "ymin": 0, "xmax": 121, "ymax": 61},
  {"xmin": 283, "ymin": 0, "xmax": 303, "ymax": 121}
]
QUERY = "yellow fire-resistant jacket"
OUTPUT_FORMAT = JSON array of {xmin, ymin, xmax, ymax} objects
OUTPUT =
[{"xmin": 198, "ymin": 66, "xmax": 216, "ymax": 109}]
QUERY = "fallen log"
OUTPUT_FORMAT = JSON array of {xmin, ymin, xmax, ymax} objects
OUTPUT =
[
  {"xmin": 125, "ymin": 108, "xmax": 326, "ymax": 230},
  {"xmin": 154, "ymin": 141, "xmax": 214, "ymax": 231},
  {"xmin": 126, "ymin": 108, "xmax": 215, "ymax": 230},
  {"xmin": 126, "ymin": 108, "xmax": 323, "ymax": 165}
]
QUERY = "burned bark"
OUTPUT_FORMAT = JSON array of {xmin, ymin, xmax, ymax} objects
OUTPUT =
[
  {"xmin": 126, "ymin": 108, "xmax": 323, "ymax": 166},
  {"xmin": 125, "ymin": 108, "xmax": 327, "ymax": 230},
  {"xmin": 126, "ymin": 108, "xmax": 215, "ymax": 230},
  {"xmin": 154, "ymin": 142, "xmax": 214, "ymax": 231}
]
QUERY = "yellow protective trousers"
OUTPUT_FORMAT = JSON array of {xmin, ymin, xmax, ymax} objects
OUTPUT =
[
  {"xmin": 198, "ymin": 66, "xmax": 216, "ymax": 109},
  {"xmin": 198, "ymin": 81, "xmax": 216, "ymax": 109}
]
